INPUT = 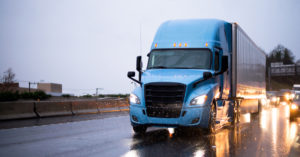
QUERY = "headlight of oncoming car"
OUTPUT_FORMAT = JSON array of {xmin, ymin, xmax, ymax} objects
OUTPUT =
[
  {"xmin": 129, "ymin": 94, "xmax": 140, "ymax": 104},
  {"xmin": 271, "ymin": 97, "xmax": 277, "ymax": 102},
  {"xmin": 291, "ymin": 104, "xmax": 298, "ymax": 110},
  {"xmin": 190, "ymin": 95, "xmax": 207, "ymax": 106}
]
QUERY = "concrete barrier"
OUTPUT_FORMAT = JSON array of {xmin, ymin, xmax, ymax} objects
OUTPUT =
[
  {"xmin": 35, "ymin": 101, "xmax": 73, "ymax": 117},
  {"xmin": 97, "ymin": 100, "xmax": 117, "ymax": 112},
  {"xmin": 72, "ymin": 101, "xmax": 99, "ymax": 115},
  {"xmin": 0, "ymin": 102, "xmax": 37, "ymax": 120},
  {"xmin": 97, "ymin": 100, "xmax": 129, "ymax": 112},
  {"xmin": 0, "ymin": 99, "xmax": 129, "ymax": 120}
]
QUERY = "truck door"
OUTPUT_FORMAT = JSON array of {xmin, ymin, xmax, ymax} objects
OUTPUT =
[
  {"xmin": 214, "ymin": 49, "xmax": 225, "ymax": 122},
  {"xmin": 215, "ymin": 49, "xmax": 231, "ymax": 123}
]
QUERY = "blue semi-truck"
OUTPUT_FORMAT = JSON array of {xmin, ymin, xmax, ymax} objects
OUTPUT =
[{"xmin": 127, "ymin": 19, "xmax": 266, "ymax": 134}]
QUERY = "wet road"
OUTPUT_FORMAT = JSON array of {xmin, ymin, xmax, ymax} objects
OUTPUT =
[{"xmin": 0, "ymin": 105, "xmax": 300, "ymax": 157}]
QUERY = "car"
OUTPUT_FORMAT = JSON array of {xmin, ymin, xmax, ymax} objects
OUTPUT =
[
  {"xmin": 290, "ymin": 93, "xmax": 300, "ymax": 120},
  {"xmin": 266, "ymin": 91, "xmax": 280, "ymax": 106},
  {"xmin": 277, "ymin": 89, "xmax": 293, "ymax": 105}
]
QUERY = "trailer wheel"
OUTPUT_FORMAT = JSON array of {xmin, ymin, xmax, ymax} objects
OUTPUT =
[
  {"xmin": 207, "ymin": 103, "xmax": 216, "ymax": 133},
  {"xmin": 133, "ymin": 125, "xmax": 147, "ymax": 134},
  {"xmin": 258, "ymin": 99, "xmax": 262, "ymax": 113}
]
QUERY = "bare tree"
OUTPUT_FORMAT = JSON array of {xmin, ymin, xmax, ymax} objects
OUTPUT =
[
  {"xmin": 0, "ymin": 68, "xmax": 16, "ymax": 92},
  {"xmin": 2, "ymin": 68, "xmax": 16, "ymax": 83},
  {"xmin": 267, "ymin": 44, "xmax": 295, "ymax": 66}
]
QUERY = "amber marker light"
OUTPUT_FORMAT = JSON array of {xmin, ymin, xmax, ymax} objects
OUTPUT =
[
  {"xmin": 205, "ymin": 43, "xmax": 208, "ymax": 47},
  {"xmin": 184, "ymin": 43, "xmax": 187, "ymax": 47},
  {"xmin": 173, "ymin": 43, "xmax": 176, "ymax": 47},
  {"xmin": 179, "ymin": 43, "xmax": 182, "ymax": 47},
  {"xmin": 154, "ymin": 43, "xmax": 157, "ymax": 48}
]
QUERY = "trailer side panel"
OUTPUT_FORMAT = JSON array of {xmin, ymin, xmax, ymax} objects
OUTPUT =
[{"xmin": 232, "ymin": 23, "xmax": 266, "ymax": 113}]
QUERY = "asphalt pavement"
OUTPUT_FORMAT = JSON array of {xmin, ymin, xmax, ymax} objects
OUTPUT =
[{"xmin": 0, "ymin": 105, "xmax": 299, "ymax": 157}]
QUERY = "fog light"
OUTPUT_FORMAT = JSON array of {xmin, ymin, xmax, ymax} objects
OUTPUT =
[
  {"xmin": 192, "ymin": 118, "xmax": 200, "ymax": 124},
  {"xmin": 132, "ymin": 115, "xmax": 138, "ymax": 122}
]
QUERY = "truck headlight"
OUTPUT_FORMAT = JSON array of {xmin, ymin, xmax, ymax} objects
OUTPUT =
[
  {"xmin": 190, "ymin": 95, "xmax": 207, "ymax": 106},
  {"xmin": 129, "ymin": 94, "xmax": 140, "ymax": 104}
]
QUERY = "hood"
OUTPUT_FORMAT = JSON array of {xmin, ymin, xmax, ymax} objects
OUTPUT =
[{"xmin": 142, "ymin": 69, "xmax": 213, "ymax": 85}]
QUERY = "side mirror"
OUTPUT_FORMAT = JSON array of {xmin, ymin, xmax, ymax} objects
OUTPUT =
[
  {"xmin": 221, "ymin": 56, "xmax": 228, "ymax": 72},
  {"xmin": 136, "ymin": 56, "xmax": 142, "ymax": 71},
  {"xmin": 203, "ymin": 72, "xmax": 212, "ymax": 80},
  {"xmin": 127, "ymin": 71, "xmax": 135, "ymax": 78},
  {"xmin": 127, "ymin": 71, "xmax": 142, "ymax": 85}
]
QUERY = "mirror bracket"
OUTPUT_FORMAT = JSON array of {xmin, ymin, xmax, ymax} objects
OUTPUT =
[{"xmin": 127, "ymin": 71, "xmax": 142, "ymax": 86}]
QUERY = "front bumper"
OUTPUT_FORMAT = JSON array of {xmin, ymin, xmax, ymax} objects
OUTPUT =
[{"xmin": 129, "ymin": 105, "xmax": 210, "ymax": 128}]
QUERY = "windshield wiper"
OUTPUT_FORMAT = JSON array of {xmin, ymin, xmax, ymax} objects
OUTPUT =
[
  {"xmin": 171, "ymin": 67, "xmax": 194, "ymax": 69},
  {"xmin": 149, "ymin": 66, "xmax": 168, "ymax": 69}
]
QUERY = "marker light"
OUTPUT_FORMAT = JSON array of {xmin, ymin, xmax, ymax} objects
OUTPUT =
[
  {"xmin": 291, "ymin": 104, "xmax": 298, "ymax": 110},
  {"xmin": 154, "ymin": 43, "xmax": 157, "ymax": 48},
  {"xmin": 190, "ymin": 95, "xmax": 207, "ymax": 106},
  {"xmin": 173, "ymin": 43, "xmax": 176, "ymax": 47},
  {"xmin": 205, "ymin": 43, "xmax": 208, "ymax": 47},
  {"xmin": 129, "ymin": 94, "xmax": 140, "ymax": 104},
  {"xmin": 179, "ymin": 43, "xmax": 182, "ymax": 47},
  {"xmin": 184, "ymin": 43, "xmax": 187, "ymax": 47}
]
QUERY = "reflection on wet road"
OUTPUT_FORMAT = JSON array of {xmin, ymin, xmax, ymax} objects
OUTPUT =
[
  {"xmin": 0, "ymin": 105, "xmax": 299, "ymax": 157},
  {"xmin": 124, "ymin": 105, "xmax": 300, "ymax": 157}
]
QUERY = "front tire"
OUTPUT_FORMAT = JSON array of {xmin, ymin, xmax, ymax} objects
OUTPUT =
[
  {"xmin": 232, "ymin": 100, "xmax": 240, "ymax": 125},
  {"xmin": 133, "ymin": 125, "xmax": 147, "ymax": 134},
  {"xmin": 207, "ymin": 103, "xmax": 216, "ymax": 133}
]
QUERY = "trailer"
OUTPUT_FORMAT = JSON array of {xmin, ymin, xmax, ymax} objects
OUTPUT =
[{"xmin": 232, "ymin": 23, "xmax": 266, "ymax": 113}]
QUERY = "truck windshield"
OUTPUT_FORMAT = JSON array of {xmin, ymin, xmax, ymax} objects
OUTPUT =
[{"xmin": 147, "ymin": 49, "xmax": 211, "ymax": 69}]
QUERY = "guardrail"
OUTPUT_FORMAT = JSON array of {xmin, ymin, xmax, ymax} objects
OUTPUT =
[{"xmin": 0, "ymin": 99, "xmax": 129, "ymax": 120}]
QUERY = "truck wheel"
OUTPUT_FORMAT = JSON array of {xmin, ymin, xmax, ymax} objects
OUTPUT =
[
  {"xmin": 232, "ymin": 100, "xmax": 240, "ymax": 125},
  {"xmin": 133, "ymin": 125, "xmax": 147, "ymax": 134},
  {"xmin": 207, "ymin": 104, "xmax": 216, "ymax": 133}
]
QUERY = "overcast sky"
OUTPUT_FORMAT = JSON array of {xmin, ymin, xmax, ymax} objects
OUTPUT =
[{"xmin": 0, "ymin": 0, "xmax": 299, "ymax": 95}]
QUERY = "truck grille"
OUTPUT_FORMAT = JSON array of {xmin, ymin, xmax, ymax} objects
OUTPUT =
[{"xmin": 144, "ymin": 83, "xmax": 186, "ymax": 118}]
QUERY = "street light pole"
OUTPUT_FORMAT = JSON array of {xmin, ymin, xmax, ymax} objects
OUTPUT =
[
  {"xmin": 28, "ymin": 82, "xmax": 38, "ymax": 92},
  {"xmin": 96, "ymin": 88, "xmax": 103, "ymax": 97},
  {"xmin": 96, "ymin": 88, "xmax": 103, "ymax": 102}
]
